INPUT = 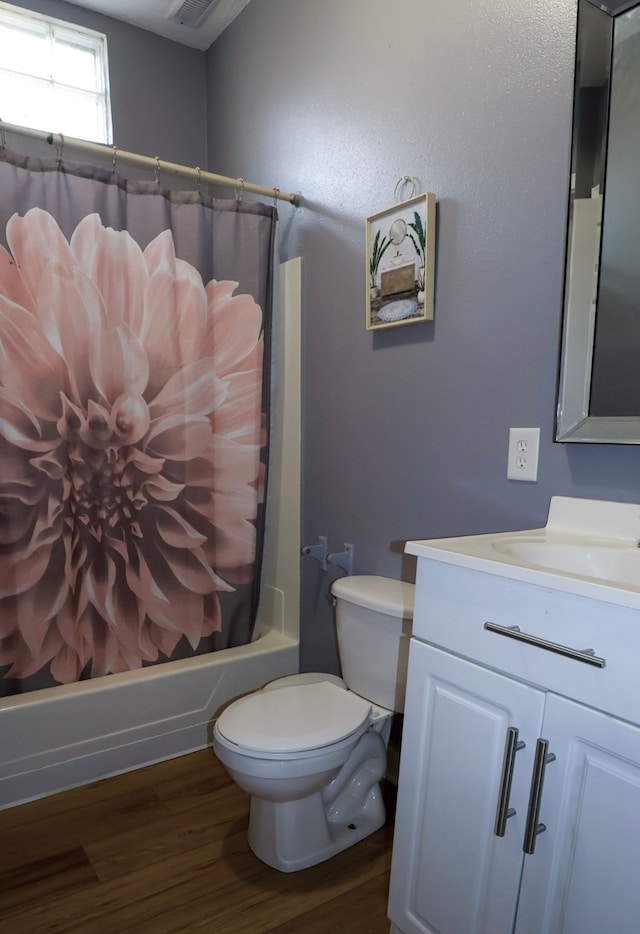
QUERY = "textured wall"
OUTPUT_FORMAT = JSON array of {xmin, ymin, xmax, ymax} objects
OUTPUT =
[
  {"xmin": 6, "ymin": 0, "xmax": 207, "ymax": 168},
  {"xmin": 206, "ymin": 0, "xmax": 640, "ymax": 674}
]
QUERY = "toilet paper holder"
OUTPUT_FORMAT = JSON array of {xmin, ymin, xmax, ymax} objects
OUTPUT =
[
  {"xmin": 327, "ymin": 543, "xmax": 354, "ymax": 577},
  {"xmin": 301, "ymin": 535, "xmax": 328, "ymax": 571},
  {"xmin": 301, "ymin": 538, "xmax": 354, "ymax": 576}
]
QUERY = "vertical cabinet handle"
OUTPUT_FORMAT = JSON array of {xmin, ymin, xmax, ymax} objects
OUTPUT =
[
  {"xmin": 494, "ymin": 727, "xmax": 526, "ymax": 837},
  {"xmin": 523, "ymin": 738, "xmax": 556, "ymax": 855}
]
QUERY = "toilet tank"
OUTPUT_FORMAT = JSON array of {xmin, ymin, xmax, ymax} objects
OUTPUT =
[{"xmin": 331, "ymin": 575, "xmax": 415, "ymax": 713}]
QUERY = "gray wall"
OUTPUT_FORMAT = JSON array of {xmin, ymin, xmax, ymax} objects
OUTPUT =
[
  {"xmin": 206, "ymin": 0, "xmax": 640, "ymax": 673},
  {"xmin": 8, "ymin": 0, "xmax": 208, "ymax": 167}
]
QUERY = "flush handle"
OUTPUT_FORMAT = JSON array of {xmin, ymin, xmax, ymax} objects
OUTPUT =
[{"xmin": 484, "ymin": 622, "xmax": 606, "ymax": 668}]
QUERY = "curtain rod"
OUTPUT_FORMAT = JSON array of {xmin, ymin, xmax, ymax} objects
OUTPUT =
[{"xmin": 0, "ymin": 119, "xmax": 299, "ymax": 206}]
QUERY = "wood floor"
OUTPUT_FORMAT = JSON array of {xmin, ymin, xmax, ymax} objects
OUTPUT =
[{"xmin": 0, "ymin": 748, "xmax": 395, "ymax": 933}]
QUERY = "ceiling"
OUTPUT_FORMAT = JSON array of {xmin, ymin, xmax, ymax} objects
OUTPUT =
[{"xmin": 62, "ymin": 0, "xmax": 253, "ymax": 51}]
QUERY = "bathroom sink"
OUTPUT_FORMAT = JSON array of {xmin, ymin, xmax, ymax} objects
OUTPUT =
[
  {"xmin": 406, "ymin": 496, "xmax": 640, "ymax": 609},
  {"xmin": 490, "ymin": 538, "xmax": 640, "ymax": 587}
]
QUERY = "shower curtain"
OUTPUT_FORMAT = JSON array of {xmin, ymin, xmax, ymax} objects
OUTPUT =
[{"xmin": 0, "ymin": 147, "xmax": 276, "ymax": 697}]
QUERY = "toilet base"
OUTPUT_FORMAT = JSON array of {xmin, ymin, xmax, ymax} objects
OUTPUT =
[
  {"xmin": 247, "ymin": 729, "xmax": 388, "ymax": 872},
  {"xmin": 248, "ymin": 781, "xmax": 386, "ymax": 872}
]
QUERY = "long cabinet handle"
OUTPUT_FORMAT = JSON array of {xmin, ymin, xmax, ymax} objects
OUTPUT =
[
  {"xmin": 484, "ymin": 622, "xmax": 606, "ymax": 668},
  {"xmin": 494, "ymin": 727, "xmax": 525, "ymax": 837},
  {"xmin": 523, "ymin": 738, "xmax": 556, "ymax": 855}
]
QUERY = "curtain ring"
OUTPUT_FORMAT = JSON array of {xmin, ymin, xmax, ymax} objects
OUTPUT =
[
  {"xmin": 194, "ymin": 166, "xmax": 202, "ymax": 190},
  {"xmin": 394, "ymin": 175, "xmax": 418, "ymax": 203},
  {"xmin": 0, "ymin": 118, "xmax": 6, "ymax": 150},
  {"xmin": 272, "ymin": 187, "xmax": 280, "ymax": 208},
  {"xmin": 154, "ymin": 155, "xmax": 161, "ymax": 184},
  {"xmin": 235, "ymin": 177, "xmax": 245, "ymax": 202},
  {"xmin": 112, "ymin": 145, "xmax": 118, "ymax": 174},
  {"xmin": 56, "ymin": 133, "xmax": 64, "ymax": 164}
]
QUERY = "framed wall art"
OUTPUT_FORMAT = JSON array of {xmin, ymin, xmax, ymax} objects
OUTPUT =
[{"xmin": 366, "ymin": 191, "xmax": 436, "ymax": 331}]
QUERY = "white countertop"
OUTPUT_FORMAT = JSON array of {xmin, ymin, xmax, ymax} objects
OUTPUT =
[{"xmin": 406, "ymin": 496, "xmax": 640, "ymax": 612}]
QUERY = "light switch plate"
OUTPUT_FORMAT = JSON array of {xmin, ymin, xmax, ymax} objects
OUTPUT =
[{"xmin": 507, "ymin": 427, "xmax": 540, "ymax": 482}]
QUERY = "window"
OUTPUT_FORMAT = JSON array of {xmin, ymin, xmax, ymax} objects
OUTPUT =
[{"xmin": 0, "ymin": 1, "xmax": 112, "ymax": 143}]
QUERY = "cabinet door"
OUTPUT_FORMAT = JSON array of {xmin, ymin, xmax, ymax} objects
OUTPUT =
[
  {"xmin": 388, "ymin": 641, "xmax": 545, "ymax": 934},
  {"xmin": 516, "ymin": 693, "xmax": 640, "ymax": 934}
]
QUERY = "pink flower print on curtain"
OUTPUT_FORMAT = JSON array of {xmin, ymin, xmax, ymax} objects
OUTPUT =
[{"xmin": 0, "ymin": 208, "xmax": 265, "ymax": 685}]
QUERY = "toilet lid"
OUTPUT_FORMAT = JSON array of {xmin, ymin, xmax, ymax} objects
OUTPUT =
[{"xmin": 216, "ymin": 680, "xmax": 372, "ymax": 754}]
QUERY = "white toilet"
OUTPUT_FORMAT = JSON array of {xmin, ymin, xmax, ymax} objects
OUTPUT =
[{"xmin": 213, "ymin": 575, "xmax": 415, "ymax": 872}]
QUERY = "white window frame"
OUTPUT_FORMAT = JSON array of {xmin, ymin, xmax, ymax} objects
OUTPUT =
[{"xmin": 0, "ymin": 1, "xmax": 112, "ymax": 144}]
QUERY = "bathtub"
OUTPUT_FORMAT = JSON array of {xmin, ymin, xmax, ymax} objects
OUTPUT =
[{"xmin": 0, "ymin": 258, "xmax": 302, "ymax": 809}]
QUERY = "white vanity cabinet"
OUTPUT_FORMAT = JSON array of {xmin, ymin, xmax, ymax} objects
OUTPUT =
[
  {"xmin": 388, "ymin": 553, "xmax": 640, "ymax": 934},
  {"xmin": 515, "ymin": 692, "xmax": 640, "ymax": 934}
]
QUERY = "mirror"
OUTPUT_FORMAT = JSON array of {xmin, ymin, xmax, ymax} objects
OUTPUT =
[{"xmin": 556, "ymin": 0, "xmax": 640, "ymax": 442}]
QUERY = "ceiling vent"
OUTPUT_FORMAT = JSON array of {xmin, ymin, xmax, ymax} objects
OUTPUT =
[{"xmin": 168, "ymin": 0, "xmax": 220, "ymax": 29}]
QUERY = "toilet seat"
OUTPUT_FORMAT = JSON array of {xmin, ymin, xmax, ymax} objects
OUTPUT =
[{"xmin": 215, "ymin": 680, "xmax": 372, "ymax": 755}]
